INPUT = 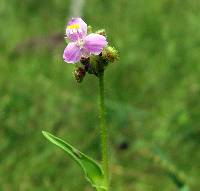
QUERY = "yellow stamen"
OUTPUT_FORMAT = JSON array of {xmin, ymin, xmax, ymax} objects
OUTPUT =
[{"xmin": 67, "ymin": 24, "xmax": 80, "ymax": 29}]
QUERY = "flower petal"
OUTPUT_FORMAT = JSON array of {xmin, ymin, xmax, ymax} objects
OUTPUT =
[
  {"xmin": 84, "ymin": 34, "xmax": 108, "ymax": 55},
  {"xmin": 66, "ymin": 18, "xmax": 87, "ymax": 41},
  {"xmin": 63, "ymin": 42, "xmax": 82, "ymax": 63}
]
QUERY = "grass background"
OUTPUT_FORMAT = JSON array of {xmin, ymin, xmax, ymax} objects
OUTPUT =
[{"xmin": 0, "ymin": 0, "xmax": 200, "ymax": 190}]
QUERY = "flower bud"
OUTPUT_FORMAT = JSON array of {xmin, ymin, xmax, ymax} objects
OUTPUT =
[
  {"xmin": 96, "ymin": 29, "xmax": 106, "ymax": 37},
  {"xmin": 87, "ymin": 26, "xmax": 93, "ymax": 34},
  {"xmin": 102, "ymin": 46, "xmax": 119, "ymax": 63},
  {"xmin": 74, "ymin": 67, "xmax": 86, "ymax": 83},
  {"xmin": 89, "ymin": 55, "xmax": 105, "ymax": 76}
]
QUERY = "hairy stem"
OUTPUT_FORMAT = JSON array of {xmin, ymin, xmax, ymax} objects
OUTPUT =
[{"xmin": 99, "ymin": 72, "xmax": 109, "ymax": 190}]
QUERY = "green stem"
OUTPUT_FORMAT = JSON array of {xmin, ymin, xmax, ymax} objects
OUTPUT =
[{"xmin": 99, "ymin": 72, "xmax": 109, "ymax": 190}]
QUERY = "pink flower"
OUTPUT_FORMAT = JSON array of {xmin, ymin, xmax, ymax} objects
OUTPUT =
[{"xmin": 63, "ymin": 18, "xmax": 108, "ymax": 64}]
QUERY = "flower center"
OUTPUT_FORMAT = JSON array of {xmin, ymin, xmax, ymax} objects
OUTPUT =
[{"xmin": 76, "ymin": 39, "xmax": 85, "ymax": 49}]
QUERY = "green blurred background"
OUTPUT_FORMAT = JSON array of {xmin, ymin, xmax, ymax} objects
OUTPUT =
[{"xmin": 0, "ymin": 0, "xmax": 200, "ymax": 190}]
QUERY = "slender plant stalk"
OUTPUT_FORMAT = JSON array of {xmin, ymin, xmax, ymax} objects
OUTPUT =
[{"xmin": 99, "ymin": 72, "xmax": 110, "ymax": 190}]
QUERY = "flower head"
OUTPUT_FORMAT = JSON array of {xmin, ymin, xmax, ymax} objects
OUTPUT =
[{"xmin": 63, "ymin": 18, "xmax": 108, "ymax": 64}]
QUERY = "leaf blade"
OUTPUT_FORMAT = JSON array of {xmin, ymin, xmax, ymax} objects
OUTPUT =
[{"xmin": 42, "ymin": 131, "xmax": 106, "ymax": 190}]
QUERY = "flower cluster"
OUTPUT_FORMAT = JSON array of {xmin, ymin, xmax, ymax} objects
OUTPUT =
[{"xmin": 63, "ymin": 18, "xmax": 118, "ymax": 82}]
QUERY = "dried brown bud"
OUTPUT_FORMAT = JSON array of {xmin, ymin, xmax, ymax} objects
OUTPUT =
[
  {"xmin": 74, "ymin": 67, "xmax": 86, "ymax": 83},
  {"xmin": 80, "ymin": 57, "xmax": 90, "ymax": 66}
]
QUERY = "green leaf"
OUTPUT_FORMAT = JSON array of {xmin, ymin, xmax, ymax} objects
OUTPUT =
[
  {"xmin": 180, "ymin": 186, "xmax": 190, "ymax": 191},
  {"xmin": 42, "ymin": 131, "xmax": 106, "ymax": 191}
]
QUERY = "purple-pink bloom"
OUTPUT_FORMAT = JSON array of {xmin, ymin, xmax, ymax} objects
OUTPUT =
[{"xmin": 63, "ymin": 18, "xmax": 108, "ymax": 64}]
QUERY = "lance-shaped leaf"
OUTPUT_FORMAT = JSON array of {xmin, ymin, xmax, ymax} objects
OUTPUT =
[
  {"xmin": 42, "ymin": 131, "xmax": 106, "ymax": 191},
  {"xmin": 180, "ymin": 186, "xmax": 190, "ymax": 191}
]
